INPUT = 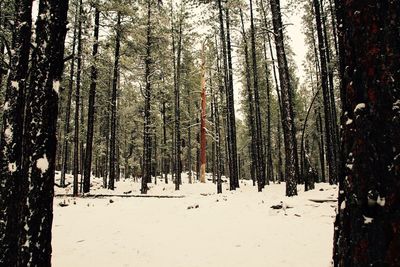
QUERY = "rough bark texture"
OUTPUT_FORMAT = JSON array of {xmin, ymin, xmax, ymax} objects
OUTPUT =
[
  {"xmin": 21, "ymin": 0, "xmax": 68, "ymax": 263},
  {"xmin": 0, "ymin": 0, "xmax": 32, "ymax": 265},
  {"xmin": 333, "ymin": 1, "xmax": 400, "ymax": 266},
  {"xmin": 269, "ymin": 0, "xmax": 299, "ymax": 196}
]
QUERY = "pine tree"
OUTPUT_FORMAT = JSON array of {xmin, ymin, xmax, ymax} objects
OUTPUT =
[{"xmin": 333, "ymin": 1, "xmax": 400, "ymax": 265}]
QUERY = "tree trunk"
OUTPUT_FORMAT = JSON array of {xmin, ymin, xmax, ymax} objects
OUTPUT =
[
  {"xmin": 333, "ymin": 1, "xmax": 400, "ymax": 265},
  {"xmin": 200, "ymin": 43, "xmax": 207, "ymax": 183},
  {"xmin": 109, "ymin": 11, "xmax": 121, "ymax": 190},
  {"xmin": 269, "ymin": 0, "xmax": 299, "ymax": 196},
  {"xmin": 73, "ymin": 0, "xmax": 83, "ymax": 196},
  {"xmin": 249, "ymin": 0, "xmax": 266, "ymax": 191},
  {"xmin": 60, "ymin": 3, "xmax": 78, "ymax": 188},
  {"xmin": 0, "ymin": 0, "xmax": 32, "ymax": 265},
  {"xmin": 18, "ymin": 0, "xmax": 68, "ymax": 264},
  {"xmin": 313, "ymin": 0, "xmax": 337, "ymax": 185},
  {"xmin": 141, "ymin": 1, "xmax": 152, "ymax": 194},
  {"xmin": 83, "ymin": 6, "xmax": 100, "ymax": 193}
]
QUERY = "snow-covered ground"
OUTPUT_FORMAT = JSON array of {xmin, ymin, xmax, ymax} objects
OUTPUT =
[{"xmin": 52, "ymin": 173, "xmax": 337, "ymax": 267}]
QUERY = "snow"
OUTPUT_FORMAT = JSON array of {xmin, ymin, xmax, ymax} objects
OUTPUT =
[
  {"xmin": 52, "ymin": 173, "xmax": 337, "ymax": 267},
  {"xmin": 53, "ymin": 80, "xmax": 60, "ymax": 94},
  {"xmin": 8, "ymin": 162, "xmax": 17, "ymax": 173},
  {"xmin": 4, "ymin": 126, "xmax": 13, "ymax": 144},
  {"xmin": 36, "ymin": 155, "xmax": 49, "ymax": 173},
  {"xmin": 363, "ymin": 215, "xmax": 373, "ymax": 224},
  {"xmin": 377, "ymin": 196, "xmax": 385, "ymax": 207},
  {"xmin": 3, "ymin": 101, "xmax": 10, "ymax": 111},
  {"xmin": 345, "ymin": 118, "xmax": 353, "ymax": 125},
  {"xmin": 11, "ymin": 81, "xmax": 19, "ymax": 90},
  {"xmin": 354, "ymin": 103, "xmax": 366, "ymax": 112}
]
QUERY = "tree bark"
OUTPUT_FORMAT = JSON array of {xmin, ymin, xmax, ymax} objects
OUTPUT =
[
  {"xmin": 141, "ymin": 1, "xmax": 152, "ymax": 194},
  {"xmin": 269, "ymin": 0, "xmax": 299, "ymax": 196},
  {"xmin": 0, "ymin": 0, "xmax": 32, "ymax": 265},
  {"xmin": 73, "ymin": 0, "xmax": 83, "ymax": 196},
  {"xmin": 109, "ymin": 11, "xmax": 121, "ymax": 191},
  {"xmin": 249, "ymin": 0, "xmax": 267, "ymax": 191},
  {"xmin": 83, "ymin": 6, "xmax": 100, "ymax": 193},
  {"xmin": 19, "ymin": 0, "xmax": 68, "ymax": 264},
  {"xmin": 333, "ymin": 1, "xmax": 400, "ymax": 265}
]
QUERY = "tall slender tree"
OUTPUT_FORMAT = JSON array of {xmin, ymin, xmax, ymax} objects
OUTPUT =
[
  {"xmin": 109, "ymin": 11, "xmax": 121, "ymax": 190},
  {"xmin": 83, "ymin": 5, "xmax": 100, "ymax": 193},
  {"xmin": 269, "ymin": 0, "xmax": 299, "ymax": 196}
]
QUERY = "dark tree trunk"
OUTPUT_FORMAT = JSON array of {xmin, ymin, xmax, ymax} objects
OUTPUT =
[
  {"xmin": 173, "ymin": 8, "xmax": 183, "ymax": 190},
  {"xmin": 73, "ymin": 0, "xmax": 83, "ymax": 196},
  {"xmin": 217, "ymin": 0, "xmax": 238, "ymax": 190},
  {"xmin": 239, "ymin": 9, "xmax": 257, "ymax": 188},
  {"xmin": 269, "ymin": 0, "xmax": 299, "ymax": 196},
  {"xmin": 21, "ymin": 0, "xmax": 68, "ymax": 263},
  {"xmin": 313, "ymin": 0, "xmax": 337, "ymax": 185},
  {"xmin": 141, "ymin": 1, "xmax": 152, "ymax": 194},
  {"xmin": 262, "ymin": 0, "xmax": 283, "ymax": 183},
  {"xmin": 162, "ymin": 101, "xmax": 168, "ymax": 183},
  {"xmin": 200, "ymin": 44, "xmax": 207, "ymax": 183},
  {"xmin": 0, "ymin": 0, "xmax": 32, "ymax": 265},
  {"xmin": 83, "ymin": 6, "xmax": 100, "ymax": 193},
  {"xmin": 333, "ymin": 1, "xmax": 400, "ymax": 266},
  {"xmin": 60, "ymin": 2, "xmax": 79, "ymax": 187},
  {"xmin": 109, "ymin": 11, "xmax": 121, "ymax": 191},
  {"xmin": 249, "ymin": 0, "xmax": 267, "ymax": 191}
]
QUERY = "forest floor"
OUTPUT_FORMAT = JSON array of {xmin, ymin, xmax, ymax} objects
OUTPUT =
[{"xmin": 52, "ymin": 173, "xmax": 337, "ymax": 267}]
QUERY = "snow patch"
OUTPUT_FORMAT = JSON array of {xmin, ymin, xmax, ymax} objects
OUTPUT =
[
  {"xmin": 4, "ymin": 126, "xmax": 13, "ymax": 144},
  {"xmin": 8, "ymin": 162, "xmax": 17, "ymax": 173},
  {"xmin": 36, "ymin": 155, "xmax": 49, "ymax": 173},
  {"xmin": 345, "ymin": 119, "xmax": 353, "ymax": 125},
  {"xmin": 11, "ymin": 81, "xmax": 19, "ymax": 90},
  {"xmin": 340, "ymin": 201, "xmax": 346, "ymax": 210},
  {"xmin": 363, "ymin": 215, "xmax": 373, "ymax": 224},
  {"xmin": 377, "ymin": 196, "xmax": 385, "ymax": 207},
  {"xmin": 3, "ymin": 102, "xmax": 10, "ymax": 111},
  {"xmin": 354, "ymin": 103, "xmax": 366, "ymax": 112},
  {"xmin": 53, "ymin": 80, "xmax": 60, "ymax": 94}
]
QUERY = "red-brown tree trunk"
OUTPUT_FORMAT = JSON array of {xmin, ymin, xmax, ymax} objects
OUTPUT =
[{"xmin": 333, "ymin": 1, "xmax": 400, "ymax": 266}]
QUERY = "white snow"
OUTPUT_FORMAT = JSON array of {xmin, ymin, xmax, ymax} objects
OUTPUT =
[
  {"xmin": 363, "ymin": 215, "xmax": 373, "ymax": 224},
  {"xmin": 52, "ymin": 173, "xmax": 337, "ymax": 267},
  {"xmin": 53, "ymin": 80, "xmax": 60, "ymax": 94},
  {"xmin": 36, "ymin": 155, "xmax": 49, "ymax": 173},
  {"xmin": 345, "ymin": 118, "xmax": 353, "ymax": 125},
  {"xmin": 3, "ymin": 102, "xmax": 10, "ymax": 111},
  {"xmin": 8, "ymin": 162, "xmax": 17, "ymax": 173},
  {"xmin": 377, "ymin": 196, "xmax": 385, "ymax": 207},
  {"xmin": 4, "ymin": 126, "xmax": 13, "ymax": 144},
  {"xmin": 11, "ymin": 81, "xmax": 19, "ymax": 90},
  {"xmin": 354, "ymin": 103, "xmax": 366, "ymax": 112}
]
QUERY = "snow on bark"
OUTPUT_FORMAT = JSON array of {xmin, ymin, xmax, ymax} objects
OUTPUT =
[{"xmin": 36, "ymin": 155, "xmax": 49, "ymax": 173}]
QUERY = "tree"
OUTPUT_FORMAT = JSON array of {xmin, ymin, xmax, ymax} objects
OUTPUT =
[
  {"xmin": 1, "ymin": 0, "xmax": 69, "ymax": 264},
  {"xmin": 109, "ymin": 11, "xmax": 121, "ymax": 190},
  {"xmin": 333, "ymin": 1, "xmax": 400, "ymax": 265},
  {"xmin": 83, "ymin": 4, "xmax": 100, "ymax": 193},
  {"xmin": 141, "ymin": 0, "xmax": 153, "ymax": 194},
  {"xmin": 0, "ymin": 0, "xmax": 33, "ymax": 264},
  {"xmin": 269, "ymin": 0, "xmax": 299, "ymax": 196}
]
